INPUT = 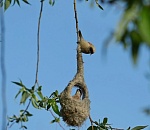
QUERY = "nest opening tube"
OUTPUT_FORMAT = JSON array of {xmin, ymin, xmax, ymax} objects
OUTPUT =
[{"xmin": 60, "ymin": 83, "xmax": 90, "ymax": 127}]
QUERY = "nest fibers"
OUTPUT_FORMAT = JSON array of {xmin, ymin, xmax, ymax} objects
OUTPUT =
[{"xmin": 60, "ymin": 81, "xmax": 90, "ymax": 127}]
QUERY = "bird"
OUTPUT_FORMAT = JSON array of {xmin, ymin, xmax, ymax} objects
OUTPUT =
[
  {"xmin": 72, "ymin": 89, "xmax": 82, "ymax": 100},
  {"xmin": 78, "ymin": 30, "xmax": 95, "ymax": 55}
]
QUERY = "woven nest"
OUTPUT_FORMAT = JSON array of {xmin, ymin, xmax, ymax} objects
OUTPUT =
[{"xmin": 60, "ymin": 82, "xmax": 90, "ymax": 127}]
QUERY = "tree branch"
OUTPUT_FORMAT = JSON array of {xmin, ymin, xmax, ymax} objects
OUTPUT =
[
  {"xmin": 49, "ymin": 109, "xmax": 65, "ymax": 130},
  {"xmin": 35, "ymin": 0, "xmax": 44, "ymax": 87}
]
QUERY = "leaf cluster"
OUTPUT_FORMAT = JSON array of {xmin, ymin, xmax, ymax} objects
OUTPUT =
[
  {"xmin": 7, "ymin": 80, "xmax": 61, "ymax": 129},
  {"xmin": 7, "ymin": 110, "xmax": 32, "ymax": 129},
  {"xmin": 113, "ymin": 0, "xmax": 150, "ymax": 63},
  {"xmin": 8, "ymin": 79, "xmax": 148, "ymax": 130},
  {"xmin": 2, "ymin": 0, "xmax": 56, "ymax": 11},
  {"xmin": 87, "ymin": 117, "xmax": 148, "ymax": 130},
  {"xmin": 88, "ymin": 117, "xmax": 113, "ymax": 130}
]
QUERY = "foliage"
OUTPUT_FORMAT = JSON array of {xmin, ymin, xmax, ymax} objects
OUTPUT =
[
  {"xmin": 2, "ymin": 0, "xmax": 56, "ymax": 10},
  {"xmin": 88, "ymin": 117, "xmax": 148, "ymax": 130},
  {"xmin": 2, "ymin": 0, "xmax": 104, "ymax": 10},
  {"xmin": 114, "ymin": 0, "xmax": 150, "ymax": 63},
  {"xmin": 102, "ymin": 0, "xmax": 150, "ymax": 64},
  {"xmin": 7, "ymin": 80, "xmax": 60, "ymax": 129},
  {"xmin": 7, "ymin": 81, "xmax": 148, "ymax": 130},
  {"xmin": 87, "ymin": 117, "xmax": 113, "ymax": 130}
]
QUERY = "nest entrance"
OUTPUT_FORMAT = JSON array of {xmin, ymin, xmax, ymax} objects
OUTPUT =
[
  {"xmin": 71, "ymin": 87, "xmax": 83, "ymax": 100},
  {"xmin": 60, "ymin": 82, "xmax": 90, "ymax": 127}
]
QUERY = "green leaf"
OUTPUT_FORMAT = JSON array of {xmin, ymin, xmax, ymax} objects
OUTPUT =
[
  {"xmin": 52, "ymin": 102, "xmax": 60, "ymax": 116},
  {"xmin": 46, "ymin": 104, "xmax": 51, "ymax": 110},
  {"xmin": 32, "ymin": 94, "xmax": 38, "ymax": 102},
  {"xmin": 94, "ymin": 121, "xmax": 99, "ymax": 125},
  {"xmin": 115, "ymin": 3, "xmax": 138, "ymax": 41},
  {"xmin": 13, "ymin": 0, "xmax": 20, "ymax": 6},
  {"xmin": 48, "ymin": 98, "xmax": 53, "ymax": 104},
  {"xmin": 21, "ymin": 125, "xmax": 27, "ymax": 129},
  {"xmin": 12, "ymin": 80, "xmax": 25, "ymax": 88},
  {"xmin": 103, "ymin": 117, "xmax": 108, "ymax": 125},
  {"xmin": 7, "ymin": 115, "xmax": 17, "ymax": 122},
  {"xmin": 127, "ymin": 127, "xmax": 131, "ymax": 130},
  {"xmin": 49, "ymin": 0, "xmax": 55, "ymax": 6},
  {"xmin": 144, "ymin": 108, "xmax": 150, "ymax": 115},
  {"xmin": 130, "ymin": 30, "xmax": 141, "ymax": 64},
  {"xmin": 131, "ymin": 125, "xmax": 148, "ymax": 130},
  {"xmin": 37, "ymin": 91, "xmax": 43, "ymax": 100},
  {"xmin": 38, "ymin": 101, "xmax": 43, "ymax": 107},
  {"xmin": 50, "ymin": 117, "xmax": 60, "ymax": 124},
  {"xmin": 12, "ymin": 114, "xmax": 17, "ymax": 119},
  {"xmin": 87, "ymin": 126, "xmax": 98, "ymax": 130},
  {"xmin": 25, "ymin": 111, "xmax": 33, "ymax": 117},
  {"xmin": 21, "ymin": 115, "xmax": 28, "ymax": 122},
  {"xmin": 15, "ymin": 0, "xmax": 20, "ymax": 6},
  {"xmin": 49, "ymin": 90, "xmax": 59, "ymax": 99},
  {"xmin": 20, "ymin": 91, "xmax": 30, "ymax": 104},
  {"xmin": 20, "ymin": 109, "xmax": 24, "ymax": 115},
  {"xmin": 16, "ymin": 118, "xmax": 20, "ymax": 123},
  {"xmin": 15, "ymin": 89, "xmax": 22, "ymax": 99},
  {"xmin": 55, "ymin": 117, "xmax": 60, "ymax": 122},
  {"xmin": 54, "ymin": 90, "xmax": 59, "ymax": 97},
  {"xmin": 37, "ymin": 86, "xmax": 42, "ymax": 91},
  {"xmin": 50, "ymin": 119, "xmax": 56, "ymax": 124},
  {"xmin": 95, "ymin": 0, "xmax": 103, "ymax": 10},
  {"xmin": 4, "ymin": 0, "xmax": 11, "ymax": 11},
  {"xmin": 31, "ymin": 98, "xmax": 39, "ymax": 109},
  {"xmin": 138, "ymin": 6, "xmax": 150, "ymax": 46},
  {"xmin": 96, "ymin": 3, "xmax": 103, "ymax": 10},
  {"xmin": 37, "ymin": 86, "xmax": 43, "ymax": 99},
  {"xmin": 22, "ymin": 0, "xmax": 30, "ymax": 4}
]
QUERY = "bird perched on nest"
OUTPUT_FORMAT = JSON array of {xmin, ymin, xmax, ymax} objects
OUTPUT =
[
  {"xmin": 78, "ymin": 30, "xmax": 95, "ymax": 55},
  {"xmin": 72, "ymin": 89, "xmax": 82, "ymax": 100}
]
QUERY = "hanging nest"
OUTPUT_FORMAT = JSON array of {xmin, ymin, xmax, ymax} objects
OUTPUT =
[{"xmin": 59, "ymin": 80, "xmax": 90, "ymax": 127}]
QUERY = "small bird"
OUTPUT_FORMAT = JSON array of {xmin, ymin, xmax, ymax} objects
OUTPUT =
[
  {"xmin": 72, "ymin": 89, "xmax": 82, "ymax": 100},
  {"xmin": 78, "ymin": 30, "xmax": 95, "ymax": 55}
]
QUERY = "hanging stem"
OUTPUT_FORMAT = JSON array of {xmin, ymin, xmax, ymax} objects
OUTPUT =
[
  {"xmin": 73, "ymin": 0, "xmax": 84, "ymax": 76},
  {"xmin": 35, "ymin": 0, "xmax": 44, "ymax": 87},
  {"xmin": 74, "ymin": 0, "xmax": 79, "ymax": 40}
]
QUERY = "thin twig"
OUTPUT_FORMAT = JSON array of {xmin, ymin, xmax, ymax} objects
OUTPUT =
[
  {"xmin": 7, "ymin": 99, "xmax": 31, "ymax": 129},
  {"xmin": 89, "ymin": 115, "xmax": 97, "ymax": 126},
  {"xmin": 0, "ymin": 7, "xmax": 7, "ymax": 130},
  {"xmin": 19, "ymin": 1, "xmax": 44, "ymax": 126},
  {"xmin": 49, "ymin": 109, "xmax": 65, "ymax": 130},
  {"xmin": 74, "ymin": 0, "xmax": 84, "ymax": 76},
  {"xmin": 18, "ymin": 1, "xmax": 44, "ymax": 127},
  {"xmin": 8, "ymin": 2, "xmax": 44, "ymax": 129},
  {"xmin": 8, "ymin": 121, "xmax": 16, "ymax": 128},
  {"xmin": 20, "ymin": 99, "xmax": 31, "ymax": 116},
  {"xmin": 34, "ymin": 0, "xmax": 44, "ymax": 87},
  {"xmin": 74, "ymin": 0, "xmax": 79, "ymax": 40}
]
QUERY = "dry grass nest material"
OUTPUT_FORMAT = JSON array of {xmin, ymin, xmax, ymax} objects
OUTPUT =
[{"xmin": 60, "ymin": 86, "xmax": 90, "ymax": 127}]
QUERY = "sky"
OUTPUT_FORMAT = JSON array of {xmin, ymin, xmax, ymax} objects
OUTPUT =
[{"xmin": 0, "ymin": 0, "xmax": 150, "ymax": 130}]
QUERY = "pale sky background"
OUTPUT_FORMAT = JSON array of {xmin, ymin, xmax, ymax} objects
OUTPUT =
[{"xmin": 0, "ymin": 0, "xmax": 150, "ymax": 130}]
